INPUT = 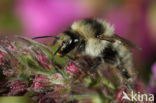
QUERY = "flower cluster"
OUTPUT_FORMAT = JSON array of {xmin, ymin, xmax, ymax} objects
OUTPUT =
[{"xmin": 0, "ymin": 36, "xmax": 150, "ymax": 103}]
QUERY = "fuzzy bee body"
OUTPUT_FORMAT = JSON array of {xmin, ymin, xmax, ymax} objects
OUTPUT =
[
  {"xmin": 63, "ymin": 19, "xmax": 133, "ymax": 70},
  {"xmin": 33, "ymin": 18, "xmax": 139, "ymax": 84}
]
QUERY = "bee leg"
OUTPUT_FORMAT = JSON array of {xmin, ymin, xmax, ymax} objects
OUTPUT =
[
  {"xmin": 89, "ymin": 57, "xmax": 102, "ymax": 72},
  {"xmin": 117, "ymin": 65, "xmax": 134, "ymax": 90},
  {"xmin": 66, "ymin": 55, "xmax": 78, "ymax": 60},
  {"xmin": 67, "ymin": 55, "xmax": 76, "ymax": 60},
  {"xmin": 117, "ymin": 65, "xmax": 130, "ymax": 80}
]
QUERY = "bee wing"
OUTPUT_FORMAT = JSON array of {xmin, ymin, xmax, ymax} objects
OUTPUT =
[
  {"xmin": 114, "ymin": 35, "xmax": 141, "ymax": 50},
  {"xmin": 97, "ymin": 34, "xmax": 141, "ymax": 50}
]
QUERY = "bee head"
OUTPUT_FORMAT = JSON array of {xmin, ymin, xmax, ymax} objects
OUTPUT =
[
  {"xmin": 54, "ymin": 30, "xmax": 79, "ymax": 57},
  {"xmin": 32, "ymin": 30, "xmax": 79, "ymax": 57}
]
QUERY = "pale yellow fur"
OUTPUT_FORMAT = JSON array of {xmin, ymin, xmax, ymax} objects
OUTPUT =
[
  {"xmin": 71, "ymin": 20, "xmax": 95, "ymax": 38},
  {"xmin": 85, "ymin": 38, "xmax": 109, "ymax": 57},
  {"xmin": 71, "ymin": 19, "xmax": 115, "ymax": 39},
  {"xmin": 96, "ymin": 19, "xmax": 114, "ymax": 37}
]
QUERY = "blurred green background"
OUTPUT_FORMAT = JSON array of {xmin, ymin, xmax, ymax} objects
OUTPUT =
[{"xmin": 0, "ymin": 96, "xmax": 34, "ymax": 103}]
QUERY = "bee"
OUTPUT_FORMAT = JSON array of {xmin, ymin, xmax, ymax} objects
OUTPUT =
[{"xmin": 33, "ymin": 18, "xmax": 140, "ymax": 85}]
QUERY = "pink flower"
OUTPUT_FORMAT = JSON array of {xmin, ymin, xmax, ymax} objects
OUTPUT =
[
  {"xmin": 0, "ymin": 51, "xmax": 4, "ymax": 58},
  {"xmin": 15, "ymin": 0, "xmax": 93, "ymax": 38},
  {"xmin": 36, "ymin": 53, "xmax": 51, "ymax": 70},
  {"xmin": 3, "ymin": 69, "xmax": 15, "ymax": 77},
  {"xmin": 115, "ymin": 87, "xmax": 126, "ymax": 103},
  {"xmin": 32, "ymin": 74, "xmax": 50, "ymax": 91},
  {"xmin": 148, "ymin": 62, "xmax": 156, "ymax": 94},
  {"xmin": 64, "ymin": 61, "xmax": 81, "ymax": 76},
  {"xmin": 148, "ymin": 81, "xmax": 156, "ymax": 94},
  {"xmin": 0, "ymin": 51, "xmax": 4, "ymax": 64},
  {"xmin": 8, "ymin": 80, "xmax": 27, "ymax": 96}
]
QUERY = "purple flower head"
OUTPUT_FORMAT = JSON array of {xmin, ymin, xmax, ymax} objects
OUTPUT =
[
  {"xmin": 64, "ymin": 61, "xmax": 81, "ymax": 76},
  {"xmin": 148, "ymin": 81, "xmax": 156, "ymax": 94},
  {"xmin": 8, "ymin": 80, "xmax": 27, "ymax": 96},
  {"xmin": 0, "ymin": 51, "xmax": 4, "ymax": 64},
  {"xmin": 31, "ymin": 74, "xmax": 51, "ymax": 92},
  {"xmin": 15, "ymin": 0, "xmax": 93, "ymax": 38},
  {"xmin": 36, "ymin": 52, "xmax": 51, "ymax": 70},
  {"xmin": 148, "ymin": 62, "xmax": 156, "ymax": 94}
]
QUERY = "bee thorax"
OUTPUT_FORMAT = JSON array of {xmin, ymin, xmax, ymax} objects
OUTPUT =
[{"xmin": 85, "ymin": 38, "xmax": 108, "ymax": 57}]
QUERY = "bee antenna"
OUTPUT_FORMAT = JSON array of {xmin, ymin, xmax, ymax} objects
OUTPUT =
[{"xmin": 32, "ymin": 36, "xmax": 59, "ymax": 40}]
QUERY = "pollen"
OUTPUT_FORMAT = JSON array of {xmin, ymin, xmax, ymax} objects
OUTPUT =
[{"xmin": 57, "ymin": 52, "xmax": 62, "ymax": 56}]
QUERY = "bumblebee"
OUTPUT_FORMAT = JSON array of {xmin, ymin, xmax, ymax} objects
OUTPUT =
[{"xmin": 33, "ymin": 18, "xmax": 140, "ymax": 84}]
